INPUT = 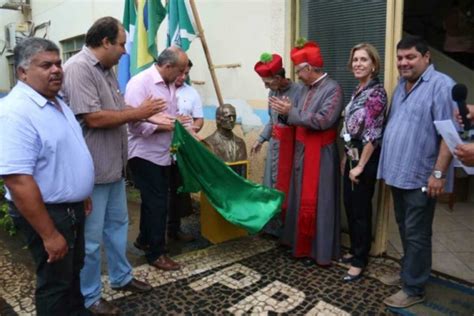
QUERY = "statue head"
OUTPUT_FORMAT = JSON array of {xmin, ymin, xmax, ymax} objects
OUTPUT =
[
  {"xmin": 216, "ymin": 104, "xmax": 237, "ymax": 132},
  {"xmin": 204, "ymin": 103, "xmax": 247, "ymax": 162}
]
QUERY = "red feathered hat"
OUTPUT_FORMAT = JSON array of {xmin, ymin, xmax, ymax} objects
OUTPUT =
[
  {"xmin": 254, "ymin": 53, "xmax": 283, "ymax": 78},
  {"xmin": 290, "ymin": 39, "xmax": 323, "ymax": 68}
]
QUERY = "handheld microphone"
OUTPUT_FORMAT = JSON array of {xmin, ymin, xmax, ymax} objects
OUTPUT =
[{"xmin": 452, "ymin": 83, "xmax": 471, "ymax": 130}]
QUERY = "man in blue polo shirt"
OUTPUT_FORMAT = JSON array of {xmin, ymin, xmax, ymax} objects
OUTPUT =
[
  {"xmin": 0, "ymin": 38, "xmax": 95, "ymax": 315},
  {"xmin": 378, "ymin": 35, "xmax": 455, "ymax": 308}
]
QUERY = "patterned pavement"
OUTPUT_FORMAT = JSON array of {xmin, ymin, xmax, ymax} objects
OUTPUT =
[
  {"xmin": 1, "ymin": 232, "xmax": 473, "ymax": 315},
  {"xmin": 0, "ymin": 234, "xmax": 397, "ymax": 315}
]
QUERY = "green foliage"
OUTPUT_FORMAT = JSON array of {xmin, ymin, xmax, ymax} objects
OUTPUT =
[{"xmin": 0, "ymin": 178, "xmax": 16, "ymax": 236}]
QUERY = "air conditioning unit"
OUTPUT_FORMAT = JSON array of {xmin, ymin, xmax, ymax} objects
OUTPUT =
[
  {"xmin": 5, "ymin": 23, "xmax": 16, "ymax": 51},
  {"xmin": 4, "ymin": 22, "xmax": 29, "ymax": 52},
  {"xmin": 0, "ymin": 0, "xmax": 27, "ymax": 10}
]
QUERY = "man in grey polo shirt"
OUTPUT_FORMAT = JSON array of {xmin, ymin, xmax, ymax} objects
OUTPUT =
[
  {"xmin": 378, "ymin": 35, "xmax": 455, "ymax": 308},
  {"xmin": 62, "ymin": 17, "xmax": 164, "ymax": 315}
]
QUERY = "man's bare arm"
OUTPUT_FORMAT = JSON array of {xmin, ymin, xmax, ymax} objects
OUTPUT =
[
  {"xmin": 83, "ymin": 98, "xmax": 167, "ymax": 129},
  {"xmin": 427, "ymin": 140, "xmax": 453, "ymax": 197},
  {"xmin": 3, "ymin": 174, "xmax": 68, "ymax": 263}
]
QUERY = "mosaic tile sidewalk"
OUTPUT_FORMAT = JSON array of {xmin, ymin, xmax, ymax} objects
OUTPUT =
[
  {"xmin": 1, "ymin": 235, "xmax": 473, "ymax": 315},
  {"xmin": 112, "ymin": 244, "xmax": 395, "ymax": 315},
  {"xmin": 0, "ymin": 237, "xmax": 36, "ymax": 315}
]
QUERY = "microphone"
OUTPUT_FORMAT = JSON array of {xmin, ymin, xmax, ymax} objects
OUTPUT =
[{"xmin": 452, "ymin": 83, "xmax": 471, "ymax": 130}]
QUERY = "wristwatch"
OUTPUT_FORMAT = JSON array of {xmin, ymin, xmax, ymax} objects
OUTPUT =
[{"xmin": 432, "ymin": 170, "xmax": 446, "ymax": 179}]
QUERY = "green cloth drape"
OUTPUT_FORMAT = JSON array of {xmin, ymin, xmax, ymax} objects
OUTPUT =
[{"xmin": 171, "ymin": 122, "xmax": 284, "ymax": 234}]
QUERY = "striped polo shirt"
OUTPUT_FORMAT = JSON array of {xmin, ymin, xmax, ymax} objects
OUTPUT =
[{"xmin": 62, "ymin": 47, "xmax": 128, "ymax": 184}]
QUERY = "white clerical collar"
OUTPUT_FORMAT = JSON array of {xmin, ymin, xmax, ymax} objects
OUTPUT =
[{"xmin": 310, "ymin": 73, "xmax": 327, "ymax": 87}]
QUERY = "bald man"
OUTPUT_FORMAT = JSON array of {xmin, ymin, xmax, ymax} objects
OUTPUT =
[{"xmin": 125, "ymin": 46, "xmax": 189, "ymax": 271}]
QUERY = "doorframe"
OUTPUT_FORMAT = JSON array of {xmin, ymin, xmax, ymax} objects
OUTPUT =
[
  {"xmin": 291, "ymin": 0, "xmax": 405, "ymax": 255},
  {"xmin": 371, "ymin": 0, "xmax": 404, "ymax": 256}
]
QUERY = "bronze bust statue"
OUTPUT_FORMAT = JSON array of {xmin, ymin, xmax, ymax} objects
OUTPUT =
[{"xmin": 203, "ymin": 104, "xmax": 247, "ymax": 162}]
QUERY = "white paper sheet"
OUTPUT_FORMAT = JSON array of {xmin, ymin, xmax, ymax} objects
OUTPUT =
[{"xmin": 434, "ymin": 120, "xmax": 474, "ymax": 175}]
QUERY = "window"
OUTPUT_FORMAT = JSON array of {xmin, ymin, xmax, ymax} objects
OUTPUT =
[
  {"xmin": 60, "ymin": 35, "xmax": 85, "ymax": 61},
  {"xmin": 7, "ymin": 55, "xmax": 16, "ymax": 89},
  {"xmin": 299, "ymin": 0, "xmax": 387, "ymax": 105}
]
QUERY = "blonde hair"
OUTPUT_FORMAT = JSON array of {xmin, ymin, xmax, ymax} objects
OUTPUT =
[{"xmin": 347, "ymin": 43, "xmax": 381, "ymax": 77}]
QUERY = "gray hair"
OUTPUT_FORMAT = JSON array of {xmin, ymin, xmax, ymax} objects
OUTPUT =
[
  {"xmin": 297, "ymin": 62, "xmax": 323, "ymax": 73},
  {"xmin": 156, "ymin": 46, "xmax": 183, "ymax": 66},
  {"xmin": 14, "ymin": 37, "xmax": 60, "ymax": 71}
]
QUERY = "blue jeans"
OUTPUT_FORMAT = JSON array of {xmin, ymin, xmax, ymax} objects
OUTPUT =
[
  {"xmin": 391, "ymin": 186, "xmax": 436, "ymax": 296},
  {"xmin": 129, "ymin": 157, "xmax": 170, "ymax": 264},
  {"xmin": 80, "ymin": 179, "xmax": 133, "ymax": 308},
  {"xmin": 12, "ymin": 202, "xmax": 91, "ymax": 316}
]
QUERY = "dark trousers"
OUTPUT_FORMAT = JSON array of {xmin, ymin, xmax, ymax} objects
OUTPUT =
[
  {"xmin": 391, "ymin": 186, "xmax": 436, "ymax": 296},
  {"xmin": 129, "ymin": 157, "xmax": 170, "ymax": 263},
  {"xmin": 343, "ymin": 151, "xmax": 379, "ymax": 268},
  {"xmin": 168, "ymin": 164, "xmax": 193, "ymax": 235},
  {"xmin": 11, "ymin": 202, "xmax": 90, "ymax": 316}
]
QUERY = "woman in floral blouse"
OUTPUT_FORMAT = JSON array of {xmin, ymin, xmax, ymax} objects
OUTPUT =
[{"xmin": 340, "ymin": 43, "xmax": 387, "ymax": 282}]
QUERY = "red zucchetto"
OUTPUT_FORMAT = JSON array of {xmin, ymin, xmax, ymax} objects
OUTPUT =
[
  {"xmin": 290, "ymin": 39, "xmax": 323, "ymax": 68},
  {"xmin": 254, "ymin": 53, "xmax": 283, "ymax": 78}
]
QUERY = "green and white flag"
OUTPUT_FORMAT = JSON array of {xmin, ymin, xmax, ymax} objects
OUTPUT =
[{"xmin": 167, "ymin": 0, "xmax": 197, "ymax": 51}]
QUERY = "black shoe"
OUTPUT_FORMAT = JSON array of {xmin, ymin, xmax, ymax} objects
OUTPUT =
[{"xmin": 342, "ymin": 270, "xmax": 363, "ymax": 282}]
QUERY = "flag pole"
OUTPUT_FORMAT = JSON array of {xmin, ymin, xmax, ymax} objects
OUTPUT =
[{"xmin": 188, "ymin": 0, "xmax": 224, "ymax": 107}]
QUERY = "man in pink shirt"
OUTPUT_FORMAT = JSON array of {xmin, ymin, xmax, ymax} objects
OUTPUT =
[{"xmin": 125, "ymin": 46, "xmax": 189, "ymax": 270}]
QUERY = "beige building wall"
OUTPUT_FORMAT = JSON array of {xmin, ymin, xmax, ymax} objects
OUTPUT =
[
  {"xmin": 0, "ymin": 9, "xmax": 23, "ymax": 92},
  {"xmin": 29, "ymin": 0, "xmax": 123, "ymax": 42},
  {"xmin": 175, "ymin": 0, "xmax": 289, "ymax": 104},
  {"xmin": 0, "ymin": 0, "xmax": 293, "ymax": 181},
  {"xmin": 1, "ymin": 0, "xmax": 291, "ymax": 100}
]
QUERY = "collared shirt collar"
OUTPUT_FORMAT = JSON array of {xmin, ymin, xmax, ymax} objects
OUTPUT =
[
  {"xmin": 151, "ymin": 64, "xmax": 168, "ymax": 85},
  {"xmin": 81, "ymin": 46, "xmax": 102, "ymax": 67},
  {"xmin": 420, "ymin": 64, "xmax": 435, "ymax": 82},
  {"xmin": 399, "ymin": 64, "xmax": 435, "ymax": 86},
  {"xmin": 398, "ymin": 64, "xmax": 435, "ymax": 97},
  {"xmin": 16, "ymin": 80, "xmax": 61, "ymax": 109},
  {"xmin": 82, "ymin": 46, "xmax": 113, "ymax": 73}
]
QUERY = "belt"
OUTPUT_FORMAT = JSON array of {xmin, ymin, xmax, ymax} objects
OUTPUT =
[
  {"xmin": 44, "ymin": 202, "xmax": 84, "ymax": 210},
  {"xmin": 8, "ymin": 201, "xmax": 83, "ymax": 211}
]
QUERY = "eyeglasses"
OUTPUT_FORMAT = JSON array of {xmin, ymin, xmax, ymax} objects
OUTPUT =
[{"xmin": 295, "ymin": 65, "xmax": 309, "ymax": 75}]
